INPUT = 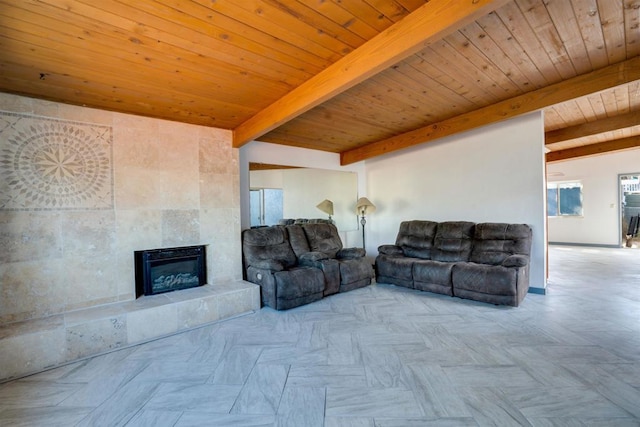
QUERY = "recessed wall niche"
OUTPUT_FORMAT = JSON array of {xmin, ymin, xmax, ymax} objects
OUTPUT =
[{"xmin": 0, "ymin": 111, "xmax": 113, "ymax": 210}]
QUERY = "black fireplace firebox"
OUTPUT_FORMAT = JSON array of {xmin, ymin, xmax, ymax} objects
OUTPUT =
[{"xmin": 134, "ymin": 245, "xmax": 207, "ymax": 298}]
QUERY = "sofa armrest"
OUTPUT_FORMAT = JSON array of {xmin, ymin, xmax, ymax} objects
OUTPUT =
[
  {"xmin": 378, "ymin": 244, "xmax": 403, "ymax": 256},
  {"xmin": 251, "ymin": 259, "xmax": 286, "ymax": 271},
  {"xmin": 502, "ymin": 254, "xmax": 529, "ymax": 268},
  {"xmin": 337, "ymin": 247, "xmax": 365, "ymax": 259}
]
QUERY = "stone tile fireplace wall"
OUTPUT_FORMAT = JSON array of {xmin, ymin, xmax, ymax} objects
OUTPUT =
[{"xmin": 0, "ymin": 93, "xmax": 258, "ymax": 380}]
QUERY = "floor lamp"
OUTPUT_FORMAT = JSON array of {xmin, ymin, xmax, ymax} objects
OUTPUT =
[
  {"xmin": 355, "ymin": 197, "xmax": 376, "ymax": 250},
  {"xmin": 316, "ymin": 199, "xmax": 334, "ymax": 222}
]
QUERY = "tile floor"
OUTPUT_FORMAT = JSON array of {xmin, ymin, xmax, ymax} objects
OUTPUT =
[{"xmin": 1, "ymin": 245, "xmax": 639, "ymax": 426}]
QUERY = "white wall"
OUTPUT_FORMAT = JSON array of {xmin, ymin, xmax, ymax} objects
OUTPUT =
[
  {"xmin": 366, "ymin": 112, "xmax": 547, "ymax": 291},
  {"xmin": 249, "ymin": 169, "xmax": 284, "ymax": 189},
  {"xmin": 282, "ymin": 168, "xmax": 358, "ymax": 231},
  {"xmin": 547, "ymin": 149, "xmax": 640, "ymax": 246}
]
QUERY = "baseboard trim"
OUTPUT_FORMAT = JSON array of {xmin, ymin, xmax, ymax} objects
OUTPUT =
[
  {"xmin": 528, "ymin": 287, "xmax": 546, "ymax": 295},
  {"xmin": 549, "ymin": 242, "xmax": 620, "ymax": 249}
]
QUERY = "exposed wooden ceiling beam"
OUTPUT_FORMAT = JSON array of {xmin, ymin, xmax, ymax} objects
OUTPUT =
[
  {"xmin": 545, "ymin": 111, "xmax": 640, "ymax": 144},
  {"xmin": 340, "ymin": 56, "xmax": 640, "ymax": 165},
  {"xmin": 232, "ymin": 0, "xmax": 510, "ymax": 148},
  {"xmin": 546, "ymin": 135, "xmax": 640, "ymax": 162},
  {"xmin": 249, "ymin": 163, "xmax": 302, "ymax": 171}
]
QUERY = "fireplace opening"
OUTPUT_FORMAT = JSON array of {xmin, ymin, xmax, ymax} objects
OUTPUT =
[{"xmin": 135, "ymin": 245, "xmax": 207, "ymax": 298}]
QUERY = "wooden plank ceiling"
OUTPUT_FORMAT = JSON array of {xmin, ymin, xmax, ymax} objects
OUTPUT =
[{"xmin": 0, "ymin": 0, "xmax": 638, "ymax": 164}]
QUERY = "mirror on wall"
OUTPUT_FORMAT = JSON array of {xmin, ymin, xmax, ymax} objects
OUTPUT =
[{"xmin": 249, "ymin": 163, "xmax": 358, "ymax": 232}]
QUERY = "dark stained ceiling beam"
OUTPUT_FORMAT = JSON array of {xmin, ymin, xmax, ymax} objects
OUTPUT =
[
  {"xmin": 340, "ymin": 56, "xmax": 640, "ymax": 165},
  {"xmin": 232, "ymin": 0, "xmax": 511, "ymax": 148},
  {"xmin": 546, "ymin": 135, "xmax": 640, "ymax": 162}
]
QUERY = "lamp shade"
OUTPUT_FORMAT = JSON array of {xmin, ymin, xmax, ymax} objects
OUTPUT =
[
  {"xmin": 355, "ymin": 197, "xmax": 376, "ymax": 215},
  {"xmin": 316, "ymin": 199, "xmax": 334, "ymax": 216}
]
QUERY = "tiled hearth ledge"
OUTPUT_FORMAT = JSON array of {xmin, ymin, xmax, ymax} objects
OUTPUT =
[{"xmin": 0, "ymin": 280, "xmax": 260, "ymax": 382}]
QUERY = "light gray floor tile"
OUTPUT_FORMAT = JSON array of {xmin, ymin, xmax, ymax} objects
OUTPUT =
[
  {"xmin": 0, "ymin": 406, "xmax": 92, "ymax": 427},
  {"xmin": 231, "ymin": 364, "xmax": 288, "ymax": 415},
  {"xmin": 560, "ymin": 364, "xmax": 640, "ymax": 418},
  {"xmin": 0, "ymin": 381, "xmax": 79, "ymax": 408},
  {"xmin": 186, "ymin": 334, "xmax": 229, "ymax": 363},
  {"xmin": 287, "ymin": 365, "xmax": 366, "ymax": 388},
  {"xmin": 133, "ymin": 360, "xmax": 215, "ymax": 383},
  {"xmin": 441, "ymin": 364, "xmax": 541, "ymax": 388},
  {"xmin": 365, "ymin": 362, "xmax": 409, "ymax": 388},
  {"xmin": 402, "ymin": 364, "xmax": 470, "ymax": 418},
  {"xmin": 356, "ymin": 340, "xmax": 402, "ymax": 367},
  {"xmin": 124, "ymin": 409, "xmax": 182, "ymax": 427},
  {"xmin": 328, "ymin": 333, "xmax": 361, "ymax": 365},
  {"xmin": 599, "ymin": 362, "xmax": 640, "ymax": 388},
  {"xmin": 257, "ymin": 345, "xmax": 328, "ymax": 366},
  {"xmin": 374, "ymin": 418, "xmax": 478, "ymax": 427},
  {"xmin": 276, "ymin": 386, "xmax": 324, "ymax": 427},
  {"xmin": 324, "ymin": 417, "xmax": 374, "ymax": 427},
  {"xmin": 143, "ymin": 382, "xmax": 242, "ymax": 413},
  {"xmin": 326, "ymin": 387, "xmax": 424, "ymax": 417},
  {"xmin": 75, "ymin": 381, "xmax": 159, "ymax": 427},
  {"xmin": 58, "ymin": 360, "xmax": 149, "ymax": 408},
  {"xmin": 508, "ymin": 360, "xmax": 586, "ymax": 388},
  {"xmin": 506, "ymin": 385, "xmax": 632, "ymax": 419},
  {"xmin": 209, "ymin": 345, "xmax": 263, "ymax": 385},
  {"xmin": 125, "ymin": 334, "xmax": 199, "ymax": 362},
  {"xmin": 459, "ymin": 387, "xmax": 531, "ymax": 427},
  {"xmin": 174, "ymin": 412, "xmax": 276, "ymax": 426}
]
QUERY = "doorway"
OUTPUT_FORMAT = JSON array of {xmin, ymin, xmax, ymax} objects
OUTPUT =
[{"xmin": 619, "ymin": 173, "xmax": 640, "ymax": 248}]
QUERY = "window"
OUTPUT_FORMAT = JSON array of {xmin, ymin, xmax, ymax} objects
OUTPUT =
[{"xmin": 547, "ymin": 181, "xmax": 583, "ymax": 216}]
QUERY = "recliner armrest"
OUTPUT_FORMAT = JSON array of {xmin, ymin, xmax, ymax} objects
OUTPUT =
[
  {"xmin": 337, "ymin": 247, "xmax": 365, "ymax": 259},
  {"xmin": 502, "ymin": 254, "xmax": 529, "ymax": 268},
  {"xmin": 251, "ymin": 259, "xmax": 286, "ymax": 271},
  {"xmin": 377, "ymin": 244, "xmax": 403, "ymax": 256}
]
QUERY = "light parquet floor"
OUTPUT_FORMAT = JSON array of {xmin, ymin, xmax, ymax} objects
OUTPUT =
[{"xmin": 1, "ymin": 245, "xmax": 640, "ymax": 426}]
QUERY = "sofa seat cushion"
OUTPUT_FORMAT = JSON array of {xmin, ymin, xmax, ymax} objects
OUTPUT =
[
  {"xmin": 412, "ymin": 260, "xmax": 454, "ymax": 296},
  {"xmin": 274, "ymin": 267, "xmax": 325, "ymax": 300},
  {"xmin": 375, "ymin": 254, "xmax": 415, "ymax": 288}
]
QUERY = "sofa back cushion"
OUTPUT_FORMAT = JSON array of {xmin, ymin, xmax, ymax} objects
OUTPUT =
[
  {"xmin": 395, "ymin": 220, "xmax": 438, "ymax": 259},
  {"xmin": 302, "ymin": 223, "xmax": 343, "ymax": 258},
  {"xmin": 431, "ymin": 221, "xmax": 475, "ymax": 262},
  {"xmin": 286, "ymin": 225, "xmax": 311, "ymax": 258},
  {"xmin": 242, "ymin": 226, "xmax": 297, "ymax": 268},
  {"xmin": 470, "ymin": 223, "xmax": 532, "ymax": 265}
]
